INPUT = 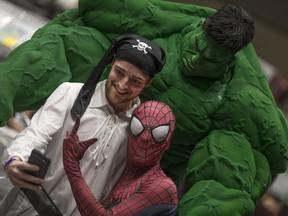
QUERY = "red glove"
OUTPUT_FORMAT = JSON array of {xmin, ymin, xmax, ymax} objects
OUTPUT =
[
  {"xmin": 63, "ymin": 115, "xmax": 97, "ymax": 182},
  {"xmin": 63, "ymin": 116, "xmax": 106, "ymax": 215}
]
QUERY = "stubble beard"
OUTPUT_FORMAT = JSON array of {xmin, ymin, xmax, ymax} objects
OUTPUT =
[{"xmin": 106, "ymin": 81, "xmax": 133, "ymax": 112}]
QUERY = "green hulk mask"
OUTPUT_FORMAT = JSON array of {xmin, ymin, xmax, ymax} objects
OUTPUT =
[
  {"xmin": 0, "ymin": 1, "xmax": 287, "ymax": 215},
  {"xmin": 180, "ymin": 20, "xmax": 233, "ymax": 78}
]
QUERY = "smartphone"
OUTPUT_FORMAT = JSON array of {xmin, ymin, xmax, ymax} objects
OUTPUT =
[
  {"xmin": 21, "ymin": 149, "xmax": 63, "ymax": 216},
  {"xmin": 26, "ymin": 149, "xmax": 51, "ymax": 179}
]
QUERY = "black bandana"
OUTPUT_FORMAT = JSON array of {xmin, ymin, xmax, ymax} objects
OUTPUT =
[
  {"xmin": 114, "ymin": 35, "xmax": 165, "ymax": 77},
  {"xmin": 71, "ymin": 34, "xmax": 166, "ymax": 117}
]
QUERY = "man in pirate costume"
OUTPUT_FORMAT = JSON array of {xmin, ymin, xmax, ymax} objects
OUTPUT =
[
  {"xmin": 63, "ymin": 100, "xmax": 178, "ymax": 215},
  {"xmin": 1, "ymin": 34, "xmax": 166, "ymax": 216}
]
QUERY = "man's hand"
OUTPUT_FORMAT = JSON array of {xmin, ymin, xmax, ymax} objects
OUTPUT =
[{"xmin": 5, "ymin": 157, "xmax": 44, "ymax": 191}]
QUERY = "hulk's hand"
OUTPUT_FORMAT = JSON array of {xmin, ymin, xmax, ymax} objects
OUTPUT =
[
  {"xmin": 178, "ymin": 180, "xmax": 255, "ymax": 216},
  {"xmin": 178, "ymin": 130, "xmax": 270, "ymax": 215}
]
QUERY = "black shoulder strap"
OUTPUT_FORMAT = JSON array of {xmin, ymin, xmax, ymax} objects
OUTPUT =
[
  {"xmin": 70, "ymin": 41, "xmax": 116, "ymax": 118},
  {"xmin": 22, "ymin": 187, "xmax": 63, "ymax": 216}
]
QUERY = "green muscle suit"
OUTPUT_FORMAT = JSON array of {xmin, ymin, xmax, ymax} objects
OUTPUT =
[{"xmin": 0, "ymin": 0, "xmax": 287, "ymax": 215}]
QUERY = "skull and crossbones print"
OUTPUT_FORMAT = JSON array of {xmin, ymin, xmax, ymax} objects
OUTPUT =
[{"xmin": 132, "ymin": 39, "xmax": 152, "ymax": 54}]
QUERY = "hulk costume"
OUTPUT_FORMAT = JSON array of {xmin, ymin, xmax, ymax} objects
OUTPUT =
[{"xmin": 0, "ymin": 0, "xmax": 287, "ymax": 215}]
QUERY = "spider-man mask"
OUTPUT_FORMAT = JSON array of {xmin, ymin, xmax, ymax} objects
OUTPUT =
[{"xmin": 127, "ymin": 100, "xmax": 176, "ymax": 168}]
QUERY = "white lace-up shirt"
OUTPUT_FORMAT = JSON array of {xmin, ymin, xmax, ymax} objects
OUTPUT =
[{"xmin": 0, "ymin": 80, "xmax": 140, "ymax": 216}]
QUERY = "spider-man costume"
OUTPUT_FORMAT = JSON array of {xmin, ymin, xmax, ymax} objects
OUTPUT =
[{"xmin": 63, "ymin": 100, "xmax": 178, "ymax": 216}]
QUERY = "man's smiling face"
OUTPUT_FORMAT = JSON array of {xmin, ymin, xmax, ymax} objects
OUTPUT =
[{"xmin": 106, "ymin": 59, "xmax": 151, "ymax": 112}]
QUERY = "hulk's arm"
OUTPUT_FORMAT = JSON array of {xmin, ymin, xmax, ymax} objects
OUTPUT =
[
  {"xmin": 214, "ymin": 53, "xmax": 288, "ymax": 174},
  {"xmin": 0, "ymin": 9, "xmax": 110, "ymax": 126},
  {"xmin": 78, "ymin": 0, "xmax": 215, "ymax": 39}
]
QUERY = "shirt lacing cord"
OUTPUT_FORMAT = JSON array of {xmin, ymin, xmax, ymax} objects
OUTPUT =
[{"xmin": 88, "ymin": 114, "xmax": 120, "ymax": 166}]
